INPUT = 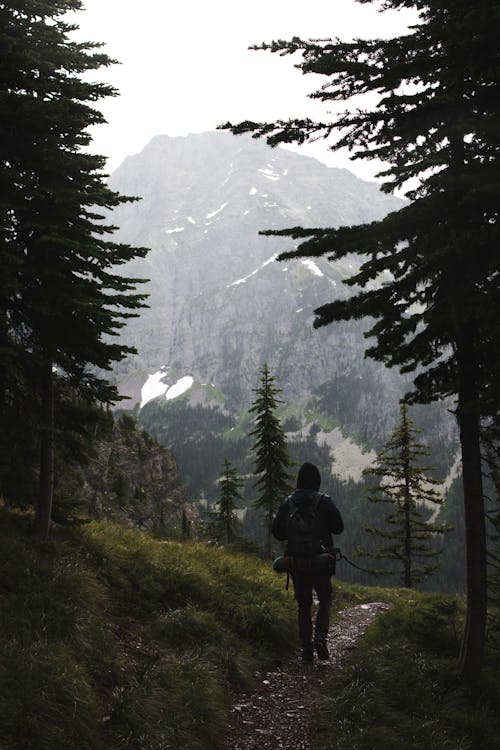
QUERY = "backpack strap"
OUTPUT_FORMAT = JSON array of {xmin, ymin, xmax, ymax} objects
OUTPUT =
[{"xmin": 288, "ymin": 491, "xmax": 323, "ymax": 518}]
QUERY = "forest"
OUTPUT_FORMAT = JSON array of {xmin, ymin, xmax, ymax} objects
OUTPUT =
[{"xmin": 1, "ymin": 1, "xmax": 500, "ymax": 748}]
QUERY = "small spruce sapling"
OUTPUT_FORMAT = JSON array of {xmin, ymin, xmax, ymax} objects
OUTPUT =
[
  {"xmin": 249, "ymin": 364, "xmax": 292, "ymax": 558},
  {"xmin": 216, "ymin": 459, "xmax": 243, "ymax": 545}
]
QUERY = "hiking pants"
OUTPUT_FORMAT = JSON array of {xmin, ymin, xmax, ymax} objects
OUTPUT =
[{"xmin": 291, "ymin": 572, "xmax": 332, "ymax": 645}]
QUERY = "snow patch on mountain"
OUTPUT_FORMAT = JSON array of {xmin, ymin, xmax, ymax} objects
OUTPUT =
[
  {"xmin": 220, "ymin": 162, "xmax": 234, "ymax": 188},
  {"xmin": 166, "ymin": 376, "xmax": 194, "ymax": 400},
  {"xmin": 262, "ymin": 253, "xmax": 278, "ymax": 268},
  {"xmin": 227, "ymin": 253, "xmax": 278, "ymax": 287},
  {"xmin": 141, "ymin": 368, "xmax": 169, "ymax": 408},
  {"xmin": 140, "ymin": 370, "xmax": 194, "ymax": 407},
  {"xmin": 302, "ymin": 259, "xmax": 324, "ymax": 277},
  {"xmin": 258, "ymin": 166, "xmax": 280, "ymax": 181},
  {"xmin": 206, "ymin": 202, "xmax": 228, "ymax": 219},
  {"xmin": 442, "ymin": 451, "xmax": 461, "ymax": 495}
]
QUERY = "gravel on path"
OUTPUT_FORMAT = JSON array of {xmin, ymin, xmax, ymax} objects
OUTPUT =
[{"xmin": 218, "ymin": 601, "xmax": 391, "ymax": 750}]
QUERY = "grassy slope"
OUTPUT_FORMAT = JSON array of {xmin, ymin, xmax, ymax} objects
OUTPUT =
[
  {"xmin": 0, "ymin": 504, "xmax": 297, "ymax": 750},
  {"xmin": 2, "ymin": 503, "xmax": 500, "ymax": 750},
  {"xmin": 314, "ymin": 593, "xmax": 500, "ymax": 750}
]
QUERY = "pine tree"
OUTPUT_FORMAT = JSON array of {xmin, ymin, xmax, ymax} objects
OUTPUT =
[
  {"xmin": 223, "ymin": 0, "xmax": 500, "ymax": 682},
  {"xmin": 249, "ymin": 364, "xmax": 292, "ymax": 557},
  {"xmin": 216, "ymin": 458, "xmax": 243, "ymax": 545},
  {"xmin": 0, "ymin": 1, "xmax": 148, "ymax": 539},
  {"xmin": 358, "ymin": 404, "xmax": 451, "ymax": 588}
]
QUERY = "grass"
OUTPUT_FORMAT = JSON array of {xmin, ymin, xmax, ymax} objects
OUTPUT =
[
  {"xmin": 0, "ymin": 503, "xmax": 297, "ymax": 750},
  {"xmin": 303, "ymin": 405, "xmax": 340, "ymax": 434},
  {"xmin": 314, "ymin": 591, "xmax": 500, "ymax": 750},
  {"xmin": 222, "ymin": 408, "xmax": 252, "ymax": 444},
  {"xmin": 3, "ymin": 501, "xmax": 500, "ymax": 750}
]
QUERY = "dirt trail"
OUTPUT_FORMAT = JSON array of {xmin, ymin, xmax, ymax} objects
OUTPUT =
[{"xmin": 218, "ymin": 602, "xmax": 390, "ymax": 750}]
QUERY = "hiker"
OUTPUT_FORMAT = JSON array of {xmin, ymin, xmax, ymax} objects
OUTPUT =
[{"xmin": 271, "ymin": 462, "xmax": 344, "ymax": 662}]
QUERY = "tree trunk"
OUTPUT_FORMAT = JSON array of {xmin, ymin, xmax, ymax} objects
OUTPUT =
[
  {"xmin": 403, "ymin": 479, "xmax": 412, "ymax": 588},
  {"xmin": 34, "ymin": 362, "xmax": 54, "ymax": 541},
  {"xmin": 456, "ymin": 339, "xmax": 487, "ymax": 683},
  {"xmin": 402, "ymin": 408, "xmax": 412, "ymax": 588}
]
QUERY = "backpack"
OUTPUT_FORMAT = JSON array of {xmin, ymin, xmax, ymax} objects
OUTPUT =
[{"xmin": 286, "ymin": 492, "xmax": 324, "ymax": 570}]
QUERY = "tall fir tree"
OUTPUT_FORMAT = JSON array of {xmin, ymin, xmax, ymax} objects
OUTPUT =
[
  {"xmin": 216, "ymin": 458, "xmax": 243, "ymax": 545},
  {"xmin": 0, "ymin": 1, "xmax": 148, "ymax": 539},
  {"xmin": 358, "ymin": 404, "xmax": 451, "ymax": 588},
  {"xmin": 224, "ymin": 0, "xmax": 500, "ymax": 682},
  {"xmin": 249, "ymin": 364, "xmax": 292, "ymax": 558}
]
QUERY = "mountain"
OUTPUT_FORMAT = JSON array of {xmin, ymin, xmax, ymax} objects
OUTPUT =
[
  {"xmin": 79, "ymin": 413, "xmax": 193, "ymax": 534},
  {"xmin": 106, "ymin": 131, "xmax": 458, "ymax": 502}
]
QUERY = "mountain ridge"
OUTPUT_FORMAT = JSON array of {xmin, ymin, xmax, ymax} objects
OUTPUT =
[
  {"xmin": 108, "ymin": 130, "xmax": 403, "ymax": 405},
  {"xmin": 105, "ymin": 130, "xmax": 457, "ymax": 500}
]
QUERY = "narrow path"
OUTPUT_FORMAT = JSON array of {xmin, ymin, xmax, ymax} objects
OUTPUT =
[{"xmin": 218, "ymin": 602, "xmax": 391, "ymax": 750}]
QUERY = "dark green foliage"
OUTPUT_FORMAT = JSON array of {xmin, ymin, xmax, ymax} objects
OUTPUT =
[
  {"xmin": 215, "ymin": 459, "xmax": 243, "ymax": 544},
  {"xmin": 283, "ymin": 415, "xmax": 301, "ymax": 432},
  {"xmin": 358, "ymin": 404, "xmax": 451, "ymax": 588},
  {"xmin": 2, "ymin": 407, "xmax": 186, "ymax": 535},
  {"xmin": 0, "ymin": 0, "xmax": 148, "ymax": 539},
  {"xmin": 314, "ymin": 372, "xmax": 395, "ymax": 450},
  {"xmin": 249, "ymin": 364, "xmax": 293, "ymax": 556},
  {"xmin": 139, "ymin": 399, "xmax": 245, "ymax": 501}
]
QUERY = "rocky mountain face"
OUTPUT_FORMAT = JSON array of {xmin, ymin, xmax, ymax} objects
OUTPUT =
[
  {"xmin": 80, "ymin": 414, "xmax": 193, "ymax": 534},
  {"xmin": 106, "ymin": 131, "xmax": 458, "ymax": 500}
]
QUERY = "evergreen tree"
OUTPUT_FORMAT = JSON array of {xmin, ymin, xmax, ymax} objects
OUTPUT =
[
  {"xmin": 223, "ymin": 0, "xmax": 500, "ymax": 682},
  {"xmin": 216, "ymin": 458, "xmax": 243, "ymax": 544},
  {"xmin": 0, "ymin": 1, "xmax": 148, "ymax": 539},
  {"xmin": 358, "ymin": 404, "xmax": 450, "ymax": 588},
  {"xmin": 249, "ymin": 364, "xmax": 292, "ymax": 557}
]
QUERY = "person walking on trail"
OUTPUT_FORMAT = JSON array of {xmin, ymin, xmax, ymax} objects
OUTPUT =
[{"xmin": 271, "ymin": 462, "xmax": 344, "ymax": 663}]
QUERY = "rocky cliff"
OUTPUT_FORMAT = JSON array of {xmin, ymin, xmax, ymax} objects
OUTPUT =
[{"xmin": 80, "ymin": 413, "xmax": 194, "ymax": 534}]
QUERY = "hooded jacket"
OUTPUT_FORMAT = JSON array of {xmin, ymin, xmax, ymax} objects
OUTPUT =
[{"xmin": 271, "ymin": 488, "xmax": 344, "ymax": 553}]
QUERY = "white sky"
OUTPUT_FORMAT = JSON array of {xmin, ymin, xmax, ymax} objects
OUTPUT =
[{"xmin": 72, "ymin": 0, "xmax": 418, "ymax": 182}]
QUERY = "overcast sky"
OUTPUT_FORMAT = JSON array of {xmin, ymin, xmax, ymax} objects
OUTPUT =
[{"xmin": 73, "ymin": 0, "xmax": 418, "ymax": 183}]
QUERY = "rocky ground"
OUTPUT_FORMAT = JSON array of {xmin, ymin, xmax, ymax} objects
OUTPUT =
[{"xmin": 218, "ymin": 601, "xmax": 391, "ymax": 750}]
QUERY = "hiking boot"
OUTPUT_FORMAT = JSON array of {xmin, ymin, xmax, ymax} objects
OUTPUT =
[
  {"xmin": 300, "ymin": 643, "xmax": 314, "ymax": 662},
  {"xmin": 314, "ymin": 638, "xmax": 329, "ymax": 661}
]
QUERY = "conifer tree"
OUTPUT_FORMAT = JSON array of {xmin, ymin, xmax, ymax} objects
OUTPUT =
[
  {"xmin": 249, "ymin": 364, "xmax": 292, "ymax": 557},
  {"xmin": 216, "ymin": 459, "xmax": 243, "ymax": 544},
  {"xmin": 0, "ymin": 1, "xmax": 148, "ymax": 540},
  {"xmin": 358, "ymin": 404, "xmax": 450, "ymax": 588},
  {"xmin": 223, "ymin": 0, "xmax": 500, "ymax": 682}
]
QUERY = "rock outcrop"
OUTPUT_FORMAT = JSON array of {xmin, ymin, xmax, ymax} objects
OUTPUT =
[{"xmin": 80, "ymin": 414, "xmax": 194, "ymax": 534}]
